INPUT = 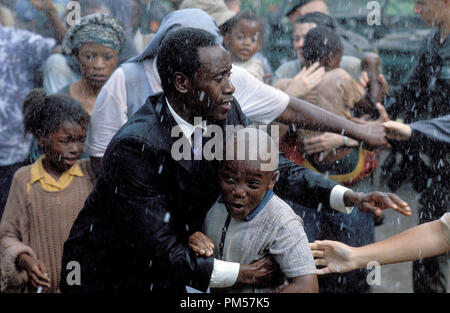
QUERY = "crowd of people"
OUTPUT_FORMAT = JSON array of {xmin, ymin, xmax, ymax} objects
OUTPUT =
[{"xmin": 0, "ymin": 0, "xmax": 448, "ymax": 294}]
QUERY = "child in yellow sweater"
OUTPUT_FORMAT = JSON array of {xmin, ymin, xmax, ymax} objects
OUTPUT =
[{"xmin": 0, "ymin": 89, "xmax": 94, "ymax": 293}]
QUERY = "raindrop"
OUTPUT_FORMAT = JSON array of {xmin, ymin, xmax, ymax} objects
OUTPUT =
[
  {"xmin": 149, "ymin": 260, "xmax": 152, "ymax": 267},
  {"xmin": 199, "ymin": 91, "xmax": 205, "ymax": 102},
  {"xmin": 158, "ymin": 164, "xmax": 163, "ymax": 174},
  {"xmin": 114, "ymin": 186, "xmax": 118, "ymax": 194},
  {"xmin": 185, "ymin": 224, "xmax": 189, "ymax": 232},
  {"xmin": 90, "ymin": 224, "xmax": 93, "ymax": 232},
  {"xmin": 164, "ymin": 212, "xmax": 171, "ymax": 223},
  {"xmin": 142, "ymin": 144, "xmax": 145, "ymax": 152},
  {"xmin": 317, "ymin": 202, "xmax": 323, "ymax": 213},
  {"xmin": 149, "ymin": 284, "xmax": 153, "ymax": 291}
]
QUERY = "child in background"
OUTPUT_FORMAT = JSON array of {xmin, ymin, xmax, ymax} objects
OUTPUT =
[
  {"xmin": 190, "ymin": 127, "xmax": 318, "ymax": 293},
  {"xmin": 279, "ymin": 27, "xmax": 379, "ymax": 293},
  {"xmin": 288, "ymin": 26, "xmax": 377, "ymax": 182},
  {"xmin": 0, "ymin": 89, "xmax": 94, "ymax": 293},
  {"xmin": 223, "ymin": 10, "xmax": 268, "ymax": 82}
]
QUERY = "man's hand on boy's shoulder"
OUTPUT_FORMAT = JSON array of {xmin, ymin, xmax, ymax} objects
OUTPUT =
[
  {"xmin": 236, "ymin": 255, "xmax": 283, "ymax": 288},
  {"xmin": 343, "ymin": 190, "xmax": 412, "ymax": 217}
]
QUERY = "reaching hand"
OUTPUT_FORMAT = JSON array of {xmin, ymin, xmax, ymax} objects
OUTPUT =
[
  {"xmin": 309, "ymin": 240, "xmax": 358, "ymax": 274},
  {"xmin": 344, "ymin": 103, "xmax": 392, "ymax": 148},
  {"xmin": 188, "ymin": 231, "xmax": 214, "ymax": 257},
  {"xmin": 303, "ymin": 132, "xmax": 348, "ymax": 155},
  {"xmin": 17, "ymin": 253, "xmax": 51, "ymax": 290},
  {"xmin": 383, "ymin": 121, "xmax": 412, "ymax": 141},
  {"xmin": 344, "ymin": 190, "xmax": 412, "ymax": 217},
  {"xmin": 359, "ymin": 72, "xmax": 389, "ymax": 101},
  {"xmin": 290, "ymin": 62, "xmax": 325, "ymax": 97}
]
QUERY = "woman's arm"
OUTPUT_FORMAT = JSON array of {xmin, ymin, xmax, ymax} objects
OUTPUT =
[{"xmin": 310, "ymin": 217, "xmax": 450, "ymax": 275}]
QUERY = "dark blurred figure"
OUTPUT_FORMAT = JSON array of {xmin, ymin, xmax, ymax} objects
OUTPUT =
[{"xmin": 135, "ymin": 0, "xmax": 172, "ymax": 53}]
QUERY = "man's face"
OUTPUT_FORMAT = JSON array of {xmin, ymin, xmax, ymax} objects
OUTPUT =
[
  {"xmin": 219, "ymin": 160, "xmax": 277, "ymax": 220},
  {"xmin": 293, "ymin": 22, "xmax": 316, "ymax": 63},
  {"xmin": 414, "ymin": 0, "xmax": 446, "ymax": 26},
  {"xmin": 190, "ymin": 46, "xmax": 235, "ymax": 122}
]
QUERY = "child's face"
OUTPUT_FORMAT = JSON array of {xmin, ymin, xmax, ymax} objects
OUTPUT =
[
  {"xmin": 226, "ymin": 19, "xmax": 262, "ymax": 62},
  {"xmin": 219, "ymin": 160, "xmax": 278, "ymax": 220},
  {"xmin": 38, "ymin": 121, "xmax": 87, "ymax": 174}
]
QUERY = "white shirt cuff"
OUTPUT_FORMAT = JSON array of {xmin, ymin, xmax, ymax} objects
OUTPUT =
[
  {"xmin": 209, "ymin": 259, "xmax": 240, "ymax": 288},
  {"xmin": 330, "ymin": 185, "xmax": 354, "ymax": 214}
]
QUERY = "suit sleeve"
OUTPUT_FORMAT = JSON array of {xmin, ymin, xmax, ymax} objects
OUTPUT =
[
  {"xmin": 275, "ymin": 153, "xmax": 337, "ymax": 210},
  {"xmin": 409, "ymin": 115, "xmax": 450, "ymax": 148},
  {"xmin": 61, "ymin": 136, "xmax": 214, "ymax": 292}
]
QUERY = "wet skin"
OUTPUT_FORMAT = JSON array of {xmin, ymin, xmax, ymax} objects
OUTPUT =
[
  {"xmin": 219, "ymin": 159, "xmax": 278, "ymax": 220},
  {"xmin": 226, "ymin": 19, "xmax": 263, "ymax": 62},
  {"xmin": 188, "ymin": 45, "xmax": 236, "ymax": 122},
  {"xmin": 38, "ymin": 121, "xmax": 86, "ymax": 180}
]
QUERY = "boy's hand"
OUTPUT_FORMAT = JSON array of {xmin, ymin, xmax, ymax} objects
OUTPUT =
[
  {"xmin": 344, "ymin": 190, "xmax": 412, "ymax": 217},
  {"xmin": 17, "ymin": 253, "xmax": 51, "ymax": 290},
  {"xmin": 188, "ymin": 231, "xmax": 214, "ymax": 257}
]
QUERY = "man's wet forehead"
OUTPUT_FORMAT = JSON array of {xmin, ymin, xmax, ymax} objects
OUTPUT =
[{"xmin": 198, "ymin": 45, "xmax": 231, "ymax": 70}]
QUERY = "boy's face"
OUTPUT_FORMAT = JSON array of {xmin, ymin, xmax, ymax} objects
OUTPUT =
[
  {"xmin": 219, "ymin": 160, "xmax": 278, "ymax": 220},
  {"xmin": 188, "ymin": 45, "xmax": 235, "ymax": 122},
  {"xmin": 226, "ymin": 19, "xmax": 262, "ymax": 62},
  {"xmin": 39, "ymin": 121, "xmax": 86, "ymax": 173},
  {"xmin": 293, "ymin": 22, "xmax": 316, "ymax": 64}
]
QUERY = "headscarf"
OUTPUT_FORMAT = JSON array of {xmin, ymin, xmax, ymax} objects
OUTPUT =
[
  {"xmin": 62, "ymin": 13, "xmax": 125, "ymax": 56},
  {"xmin": 128, "ymin": 8, "xmax": 221, "ymax": 63}
]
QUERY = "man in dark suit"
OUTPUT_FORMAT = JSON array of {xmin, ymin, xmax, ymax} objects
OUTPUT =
[{"xmin": 60, "ymin": 28, "xmax": 410, "ymax": 293}]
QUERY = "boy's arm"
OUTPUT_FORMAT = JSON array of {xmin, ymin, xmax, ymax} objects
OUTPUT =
[{"xmin": 278, "ymin": 275, "xmax": 318, "ymax": 293}]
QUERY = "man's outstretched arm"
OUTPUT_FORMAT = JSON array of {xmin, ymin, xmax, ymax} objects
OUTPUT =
[{"xmin": 278, "ymin": 96, "xmax": 388, "ymax": 147}]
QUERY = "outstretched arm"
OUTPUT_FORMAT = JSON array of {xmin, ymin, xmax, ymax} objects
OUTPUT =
[
  {"xmin": 310, "ymin": 215, "xmax": 450, "ymax": 275},
  {"xmin": 278, "ymin": 96, "xmax": 388, "ymax": 148}
]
